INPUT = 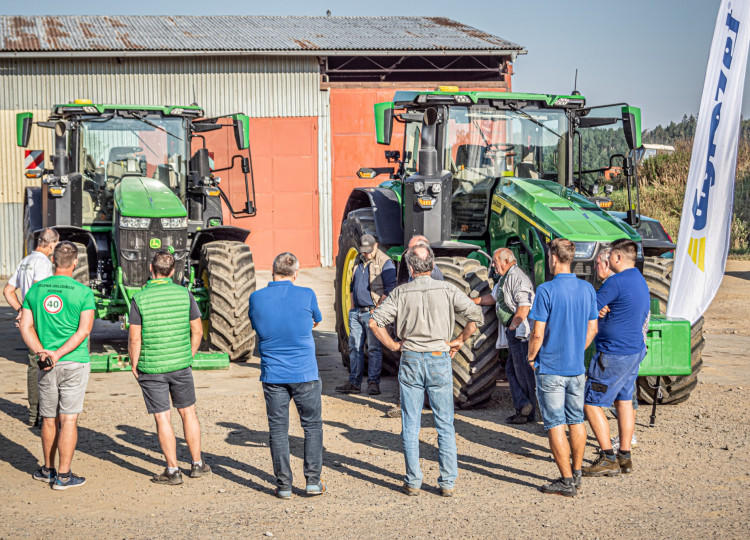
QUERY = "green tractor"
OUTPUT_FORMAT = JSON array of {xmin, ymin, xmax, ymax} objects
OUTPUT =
[
  {"xmin": 334, "ymin": 88, "xmax": 700, "ymax": 408},
  {"xmin": 17, "ymin": 101, "xmax": 258, "ymax": 371}
]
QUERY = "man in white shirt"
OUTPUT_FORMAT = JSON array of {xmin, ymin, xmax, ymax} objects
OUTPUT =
[{"xmin": 3, "ymin": 228, "xmax": 59, "ymax": 426}]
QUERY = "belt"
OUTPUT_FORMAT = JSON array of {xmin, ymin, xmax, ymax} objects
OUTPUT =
[{"xmin": 355, "ymin": 306, "xmax": 373, "ymax": 313}]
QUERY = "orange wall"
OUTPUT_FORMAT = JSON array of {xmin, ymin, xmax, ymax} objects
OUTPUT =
[{"xmin": 199, "ymin": 117, "xmax": 320, "ymax": 270}]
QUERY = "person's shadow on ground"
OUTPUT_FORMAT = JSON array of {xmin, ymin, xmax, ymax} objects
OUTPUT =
[{"xmin": 217, "ymin": 421, "xmax": 404, "ymax": 494}]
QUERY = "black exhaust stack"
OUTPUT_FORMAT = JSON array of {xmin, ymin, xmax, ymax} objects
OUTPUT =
[{"xmin": 403, "ymin": 107, "xmax": 452, "ymax": 246}]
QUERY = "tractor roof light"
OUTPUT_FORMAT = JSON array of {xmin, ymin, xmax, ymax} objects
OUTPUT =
[{"xmin": 454, "ymin": 95, "xmax": 471, "ymax": 104}]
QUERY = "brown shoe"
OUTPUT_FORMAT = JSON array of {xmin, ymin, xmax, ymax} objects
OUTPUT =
[
  {"xmin": 335, "ymin": 382, "xmax": 361, "ymax": 394},
  {"xmin": 402, "ymin": 484, "xmax": 420, "ymax": 496},
  {"xmin": 151, "ymin": 468, "xmax": 183, "ymax": 485},
  {"xmin": 367, "ymin": 382, "xmax": 381, "ymax": 395},
  {"xmin": 386, "ymin": 406, "xmax": 402, "ymax": 418},
  {"xmin": 440, "ymin": 487, "xmax": 454, "ymax": 497},
  {"xmin": 617, "ymin": 452, "xmax": 633, "ymax": 474},
  {"xmin": 582, "ymin": 452, "xmax": 621, "ymax": 477}
]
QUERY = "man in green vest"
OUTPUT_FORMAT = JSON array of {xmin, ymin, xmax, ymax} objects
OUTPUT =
[{"xmin": 128, "ymin": 251, "xmax": 209, "ymax": 485}]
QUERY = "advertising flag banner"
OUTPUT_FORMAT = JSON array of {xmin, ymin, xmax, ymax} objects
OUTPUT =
[{"xmin": 667, "ymin": 0, "xmax": 750, "ymax": 324}]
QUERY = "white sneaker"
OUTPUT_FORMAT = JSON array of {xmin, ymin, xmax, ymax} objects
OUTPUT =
[{"xmin": 610, "ymin": 434, "xmax": 638, "ymax": 453}]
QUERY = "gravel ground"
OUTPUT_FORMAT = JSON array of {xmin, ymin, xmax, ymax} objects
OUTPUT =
[{"xmin": 1, "ymin": 263, "xmax": 749, "ymax": 539}]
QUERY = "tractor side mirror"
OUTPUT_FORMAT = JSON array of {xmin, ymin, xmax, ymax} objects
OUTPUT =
[
  {"xmin": 17, "ymin": 112, "xmax": 33, "ymax": 147},
  {"xmin": 621, "ymin": 106, "xmax": 643, "ymax": 151},
  {"xmin": 375, "ymin": 102, "xmax": 394, "ymax": 145},
  {"xmin": 233, "ymin": 114, "xmax": 250, "ymax": 150}
]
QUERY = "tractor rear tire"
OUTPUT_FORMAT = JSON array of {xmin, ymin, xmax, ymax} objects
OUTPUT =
[
  {"xmin": 436, "ymin": 256, "xmax": 500, "ymax": 408},
  {"xmin": 73, "ymin": 243, "xmax": 90, "ymax": 286},
  {"xmin": 638, "ymin": 256, "xmax": 704, "ymax": 404},
  {"xmin": 199, "ymin": 241, "xmax": 256, "ymax": 362}
]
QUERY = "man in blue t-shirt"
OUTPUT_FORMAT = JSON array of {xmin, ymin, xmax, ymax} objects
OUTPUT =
[
  {"xmin": 528, "ymin": 238, "xmax": 598, "ymax": 497},
  {"xmin": 247, "ymin": 252, "xmax": 325, "ymax": 499},
  {"xmin": 583, "ymin": 239, "xmax": 650, "ymax": 478}
]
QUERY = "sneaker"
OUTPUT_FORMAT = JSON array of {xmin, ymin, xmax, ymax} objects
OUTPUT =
[
  {"xmin": 151, "ymin": 468, "xmax": 183, "ymax": 485},
  {"xmin": 306, "ymin": 481, "xmax": 327, "ymax": 496},
  {"xmin": 539, "ymin": 478, "xmax": 576, "ymax": 497},
  {"xmin": 367, "ymin": 382, "xmax": 381, "ymax": 395},
  {"xmin": 520, "ymin": 403, "xmax": 533, "ymax": 417},
  {"xmin": 386, "ymin": 406, "xmax": 402, "ymax": 418},
  {"xmin": 617, "ymin": 451, "xmax": 633, "ymax": 474},
  {"xmin": 189, "ymin": 462, "xmax": 211, "ymax": 479},
  {"xmin": 440, "ymin": 487, "xmax": 454, "ymax": 497},
  {"xmin": 52, "ymin": 472, "xmax": 86, "ymax": 490},
  {"xmin": 610, "ymin": 434, "xmax": 638, "ymax": 453},
  {"xmin": 335, "ymin": 382, "xmax": 361, "ymax": 394},
  {"xmin": 274, "ymin": 487, "xmax": 292, "ymax": 500},
  {"xmin": 402, "ymin": 484, "xmax": 420, "ymax": 496},
  {"xmin": 506, "ymin": 412, "xmax": 529, "ymax": 425},
  {"xmin": 32, "ymin": 466, "xmax": 56, "ymax": 483},
  {"xmin": 582, "ymin": 452, "xmax": 621, "ymax": 477}
]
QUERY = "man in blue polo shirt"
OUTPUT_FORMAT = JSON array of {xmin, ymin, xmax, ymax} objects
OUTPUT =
[
  {"xmin": 248, "ymin": 252, "xmax": 325, "ymax": 500},
  {"xmin": 528, "ymin": 238, "xmax": 598, "ymax": 497},
  {"xmin": 583, "ymin": 239, "xmax": 650, "ymax": 478}
]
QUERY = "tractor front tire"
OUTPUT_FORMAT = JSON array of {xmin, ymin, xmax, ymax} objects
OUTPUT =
[
  {"xmin": 73, "ymin": 243, "xmax": 90, "ymax": 286},
  {"xmin": 436, "ymin": 256, "xmax": 500, "ymax": 408},
  {"xmin": 638, "ymin": 256, "xmax": 705, "ymax": 404},
  {"xmin": 199, "ymin": 241, "xmax": 256, "ymax": 362}
]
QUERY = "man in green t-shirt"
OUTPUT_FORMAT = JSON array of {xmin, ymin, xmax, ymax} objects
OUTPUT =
[{"xmin": 19, "ymin": 241, "xmax": 95, "ymax": 491}]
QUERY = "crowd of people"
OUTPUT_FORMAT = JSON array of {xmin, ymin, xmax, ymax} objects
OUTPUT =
[{"xmin": 5, "ymin": 229, "xmax": 650, "ymax": 499}]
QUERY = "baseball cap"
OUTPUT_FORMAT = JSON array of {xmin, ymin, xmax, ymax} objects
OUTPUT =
[{"xmin": 359, "ymin": 234, "xmax": 376, "ymax": 253}]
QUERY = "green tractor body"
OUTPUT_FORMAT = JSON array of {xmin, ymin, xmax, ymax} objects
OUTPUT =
[
  {"xmin": 335, "ymin": 89, "xmax": 700, "ymax": 408},
  {"xmin": 17, "ymin": 101, "xmax": 258, "ymax": 371}
]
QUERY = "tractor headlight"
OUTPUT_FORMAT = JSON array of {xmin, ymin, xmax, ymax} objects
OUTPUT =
[
  {"xmin": 573, "ymin": 242, "xmax": 596, "ymax": 260},
  {"xmin": 119, "ymin": 216, "xmax": 151, "ymax": 229},
  {"xmin": 160, "ymin": 217, "xmax": 188, "ymax": 229},
  {"xmin": 636, "ymin": 242, "xmax": 644, "ymax": 260}
]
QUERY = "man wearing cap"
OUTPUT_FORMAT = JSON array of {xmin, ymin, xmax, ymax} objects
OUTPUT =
[{"xmin": 336, "ymin": 234, "xmax": 396, "ymax": 396}]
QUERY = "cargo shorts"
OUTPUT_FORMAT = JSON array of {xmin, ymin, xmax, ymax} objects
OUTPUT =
[{"xmin": 37, "ymin": 361, "xmax": 91, "ymax": 418}]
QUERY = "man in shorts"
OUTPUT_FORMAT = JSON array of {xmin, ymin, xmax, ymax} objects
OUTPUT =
[
  {"xmin": 19, "ymin": 241, "xmax": 95, "ymax": 490},
  {"xmin": 4, "ymin": 227, "xmax": 59, "ymax": 425},
  {"xmin": 583, "ymin": 239, "xmax": 650, "ymax": 477},
  {"xmin": 128, "ymin": 252, "xmax": 209, "ymax": 485},
  {"xmin": 527, "ymin": 239, "xmax": 598, "ymax": 497}
]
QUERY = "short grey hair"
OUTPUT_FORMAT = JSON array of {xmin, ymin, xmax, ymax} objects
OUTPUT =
[
  {"xmin": 37, "ymin": 228, "xmax": 59, "ymax": 248},
  {"xmin": 272, "ymin": 252, "xmax": 299, "ymax": 277},
  {"xmin": 494, "ymin": 247, "xmax": 516, "ymax": 264},
  {"xmin": 597, "ymin": 248, "xmax": 611, "ymax": 263},
  {"xmin": 405, "ymin": 244, "xmax": 434, "ymax": 274},
  {"xmin": 408, "ymin": 235, "xmax": 430, "ymax": 249}
]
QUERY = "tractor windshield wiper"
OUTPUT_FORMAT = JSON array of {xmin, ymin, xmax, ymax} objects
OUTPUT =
[
  {"xmin": 508, "ymin": 104, "xmax": 562, "ymax": 139},
  {"xmin": 128, "ymin": 112, "xmax": 183, "ymax": 141}
]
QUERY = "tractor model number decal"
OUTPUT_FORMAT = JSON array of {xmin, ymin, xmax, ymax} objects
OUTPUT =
[{"xmin": 43, "ymin": 295, "xmax": 63, "ymax": 314}]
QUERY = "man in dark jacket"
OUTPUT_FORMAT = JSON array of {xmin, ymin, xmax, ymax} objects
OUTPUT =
[{"xmin": 128, "ymin": 251, "xmax": 209, "ymax": 485}]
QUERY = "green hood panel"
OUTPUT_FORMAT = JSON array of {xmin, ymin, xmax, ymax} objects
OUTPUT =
[
  {"xmin": 492, "ymin": 178, "xmax": 640, "ymax": 242},
  {"xmin": 115, "ymin": 177, "xmax": 187, "ymax": 218}
]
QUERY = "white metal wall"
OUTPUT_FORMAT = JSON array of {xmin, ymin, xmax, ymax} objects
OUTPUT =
[{"xmin": 0, "ymin": 55, "xmax": 325, "ymax": 276}]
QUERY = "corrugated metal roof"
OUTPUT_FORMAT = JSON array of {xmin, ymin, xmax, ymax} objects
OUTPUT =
[{"xmin": 0, "ymin": 16, "xmax": 524, "ymax": 55}]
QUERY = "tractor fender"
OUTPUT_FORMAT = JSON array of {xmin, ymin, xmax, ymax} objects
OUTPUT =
[
  {"xmin": 48, "ymin": 226, "xmax": 98, "ymax": 274},
  {"xmin": 341, "ymin": 187, "xmax": 402, "ymax": 246},
  {"xmin": 189, "ymin": 225, "xmax": 250, "ymax": 261}
]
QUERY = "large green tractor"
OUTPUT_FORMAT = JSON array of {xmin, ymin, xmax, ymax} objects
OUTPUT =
[
  {"xmin": 17, "ymin": 101, "xmax": 258, "ymax": 370},
  {"xmin": 334, "ymin": 88, "xmax": 700, "ymax": 408}
]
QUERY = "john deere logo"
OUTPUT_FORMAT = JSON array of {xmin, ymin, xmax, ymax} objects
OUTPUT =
[{"xmin": 149, "ymin": 238, "xmax": 161, "ymax": 249}]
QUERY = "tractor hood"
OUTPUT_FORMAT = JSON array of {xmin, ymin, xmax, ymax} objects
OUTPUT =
[
  {"xmin": 493, "ymin": 178, "xmax": 640, "ymax": 242},
  {"xmin": 114, "ymin": 177, "xmax": 187, "ymax": 218}
]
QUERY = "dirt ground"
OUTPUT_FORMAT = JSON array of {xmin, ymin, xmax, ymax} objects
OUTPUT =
[{"xmin": 1, "ymin": 261, "xmax": 749, "ymax": 539}]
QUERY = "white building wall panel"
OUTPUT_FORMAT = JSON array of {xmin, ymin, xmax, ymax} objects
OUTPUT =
[{"xmin": 0, "ymin": 56, "xmax": 323, "ymax": 276}]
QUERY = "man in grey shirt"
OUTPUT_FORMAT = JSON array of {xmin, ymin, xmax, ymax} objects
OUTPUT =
[
  {"xmin": 3, "ymin": 228, "xmax": 59, "ymax": 426},
  {"xmin": 369, "ymin": 245, "xmax": 483, "ymax": 497}
]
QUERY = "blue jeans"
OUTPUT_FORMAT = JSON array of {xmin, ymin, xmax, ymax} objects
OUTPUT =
[
  {"xmin": 348, "ymin": 309, "xmax": 382, "ymax": 386},
  {"xmin": 262, "ymin": 380, "xmax": 323, "ymax": 490},
  {"xmin": 399, "ymin": 350, "xmax": 457, "ymax": 489},
  {"xmin": 535, "ymin": 373, "xmax": 585, "ymax": 431},
  {"xmin": 506, "ymin": 328, "xmax": 536, "ymax": 419}
]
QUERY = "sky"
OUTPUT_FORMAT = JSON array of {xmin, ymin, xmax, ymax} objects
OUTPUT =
[{"xmin": 2, "ymin": 0, "xmax": 746, "ymax": 129}]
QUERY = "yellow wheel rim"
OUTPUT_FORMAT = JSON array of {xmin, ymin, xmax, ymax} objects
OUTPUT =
[{"xmin": 341, "ymin": 247, "xmax": 359, "ymax": 336}]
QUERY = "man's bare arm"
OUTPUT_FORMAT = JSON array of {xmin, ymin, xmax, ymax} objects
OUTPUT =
[
  {"xmin": 473, "ymin": 293, "xmax": 494, "ymax": 306},
  {"xmin": 447, "ymin": 321, "xmax": 476, "ymax": 358},
  {"xmin": 368, "ymin": 318, "xmax": 401, "ymax": 352},
  {"xmin": 43, "ymin": 310, "xmax": 95, "ymax": 363},
  {"xmin": 19, "ymin": 308, "xmax": 44, "ymax": 355},
  {"xmin": 527, "ymin": 320, "xmax": 546, "ymax": 368},
  {"xmin": 128, "ymin": 323, "xmax": 142, "ymax": 377},
  {"xmin": 3, "ymin": 283, "xmax": 22, "ymax": 312},
  {"xmin": 585, "ymin": 319, "xmax": 598, "ymax": 349},
  {"xmin": 189, "ymin": 318, "xmax": 203, "ymax": 357},
  {"xmin": 509, "ymin": 305, "xmax": 531, "ymax": 330}
]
